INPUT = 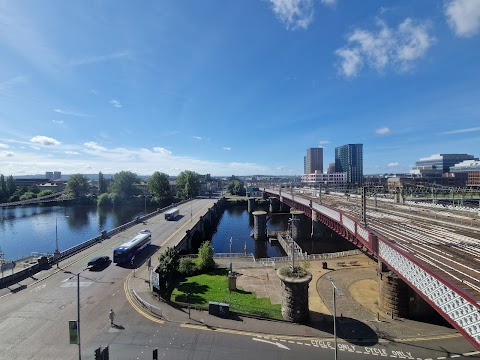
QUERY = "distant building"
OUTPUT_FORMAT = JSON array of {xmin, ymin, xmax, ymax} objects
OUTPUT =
[
  {"xmin": 46, "ymin": 171, "xmax": 62, "ymax": 181},
  {"xmin": 327, "ymin": 163, "xmax": 335, "ymax": 174},
  {"xmin": 301, "ymin": 170, "xmax": 347, "ymax": 190},
  {"xmin": 449, "ymin": 159, "xmax": 480, "ymax": 188},
  {"xmin": 410, "ymin": 154, "xmax": 476, "ymax": 177},
  {"xmin": 304, "ymin": 148, "xmax": 323, "ymax": 174},
  {"xmin": 335, "ymin": 144, "xmax": 363, "ymax": 184}
]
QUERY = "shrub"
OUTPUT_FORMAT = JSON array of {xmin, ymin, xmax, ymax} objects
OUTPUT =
[
  {"xmin": 197, "ymin": 241, "xmax": 215, "ymax": 271},
  {"xmin": 179, "ymin": 258, "xmax": 197, "ymax": 276}
]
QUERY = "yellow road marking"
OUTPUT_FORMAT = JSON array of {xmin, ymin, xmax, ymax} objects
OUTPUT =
[{"xmin": 124, "ymin": 272, "xmax": 164, "ymax": 324}]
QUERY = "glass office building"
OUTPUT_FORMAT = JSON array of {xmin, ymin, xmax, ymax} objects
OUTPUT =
[{"xmin": 335, "ymin": 144, "xmax": 363, "ymax": 184}]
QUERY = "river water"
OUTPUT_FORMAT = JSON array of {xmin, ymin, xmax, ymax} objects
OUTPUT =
[
  {"xmin": 0, "ymin": 202, "xmax": 356, "ymax": 261},
  {"xmin": 0, "ymin": 203, "xmax": 289, "ymax": 261}
]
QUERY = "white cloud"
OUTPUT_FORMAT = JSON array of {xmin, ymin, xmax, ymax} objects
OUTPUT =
[
  {"xmin": 0, "ymin": 151, "xmax": 14, "ymax": 157},
  {"xmin": 0, "ymin": 143, "xmax": 9, "ymax": 149},
  {"xmin": 336, "ymin": 18, "xmax": 435, "ymax": 78},
  {"xmin": 52, "ymin": 120, "xmax": 64, "ymax": 124},
  {"xmin": 192, "ymin": 136, "xmax": 203, "ymax": 140},
  {"xmin": 65, "ymin": 151, "xmax": 80, "ymax": 155},
  {"xmin": 67, "ymin": 51, "xmax": 131, "ymax": 67},
  {"xmin": 442, "ymin": 126, "xmax": 480, "ymax": 134},
  {"xmin": 30, "ymin": 135, "xmax": 61, "ymax": 146},
  {"xmin": 84, "ymin": 142, "xmax": 107, "ymax": 151},
  {"xmin": 269, "ymin": 0, "xmax": 314, "ymax": 30},
  {"xmin": 223, "ymin": 147, "xmax": 231, "ymax": 151},
  {"xmin": 54, "ymin": 108, "xmax": 87, "ymax": 117},
  {"xmin": 376, "ymin": 127, "xmax": 391, "ymax": 135},
  {"xmin": 321, "ymin": 0, "xmax": 336, "ymax": 7},
  {"xmin": 319, "ymin": 140, "xmax": 331, "ymax": 145},
  {"xmin": 388, "ymin": 162, "xmax": 399, "ymax": 167},
  {"xmin": 110, "ymin": 99, "xmax": 122, "ymax": 108},
  {"xmin": 30, "ymin": 146, "xmax": 41, "ymax": 150},
  {"xmin": 445, "ymin": 0, "xmax": 480, "ymax": 37},
  {"xmin": 153, "ymin": 147, "xmax": 172, "ymax": 155},
  {"xmin": 90, "ymin": 89, "xmax": 100, "ymax": 95}
]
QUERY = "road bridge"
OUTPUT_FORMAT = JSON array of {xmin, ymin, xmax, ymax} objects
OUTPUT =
[{"xmin": 263, "ymin": 187, "xmax": 480, "ymax": 351}]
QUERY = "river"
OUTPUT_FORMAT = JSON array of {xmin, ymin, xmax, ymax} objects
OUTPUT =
[
  {"xmin": 0, "ymin": 202, "xmax": 356, "ymax": 262},
  {"xmin": 0, "ymin": 202, "xmax": 289, "ymax": 261}
]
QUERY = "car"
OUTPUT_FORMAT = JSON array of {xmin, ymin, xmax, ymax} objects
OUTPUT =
[{"xmin": 87, "ymin": 256, "xmax": 110, "ymax": 270}]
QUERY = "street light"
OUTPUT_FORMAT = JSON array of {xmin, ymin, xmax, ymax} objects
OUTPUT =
[
  {"xmin": 66, "ymin": 268, "xmax": 87, "ymax": 360},
  {"xmin": 229, "ymin": 237, "xmax": 233, "ymax": 273},
  {"xmin": 326, "ymin": 275, "xmax": 344, "ymax": 360},
  {"xmin": 55, "ymin": 215, "xmax": 69, "ymax": 268}
]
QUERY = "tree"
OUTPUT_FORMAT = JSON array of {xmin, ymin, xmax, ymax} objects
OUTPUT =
[
  {"xmin": 226, "ymin": 180, "xmax": 245, "ymax": 195},
  {"xmin": 67, "ymin": 174, "xmax": 90, "ymax": 198},
  {"xmin": 37, "ymin": 190, "xmax": 54, "ymax": 197},
  {"xmin": 148, "ymin": 171, "xmax": 172, "ymax": 204},
  {"xmin": 155, "ymin": 247, "xmax": 180, "ymax": 297},
  {"xmin": 98, "ymin": 171, "xmax": 107, "ymax": 194},
  {"xmin": 6, "ymin": 175, "xmax": 16, "ymax": 197},
  {"xmin": 110, "ymin": 171, "xmax": 139, "ymax": 199},
  {"xmin": 0, "ymin": 174, "xmax": 6, "ymax": 201},
  {"xmin": 175, "ymin": 170, "xmax": 200, "ymax": 199},
  {"xmin": 197, "ymin": 241, "xmax": 215, "ymax": 271}
]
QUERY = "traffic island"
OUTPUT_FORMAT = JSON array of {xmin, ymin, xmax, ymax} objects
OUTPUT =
[{"xmin": 277, "ymin": 266, "xmax": 312, "ymax": 323}]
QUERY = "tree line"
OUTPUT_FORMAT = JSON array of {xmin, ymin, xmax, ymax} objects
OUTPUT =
[
  {"xmin": 0, "ymin": 175, "xmax": 55, "ymax": 203},
  {"xmin": 1, "ymin": 171, "xmax": 246, "ymax": 205}
]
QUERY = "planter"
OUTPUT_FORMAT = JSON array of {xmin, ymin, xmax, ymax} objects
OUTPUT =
[{"xmin": 277, "ymin": 267, "xmax": 312, "ymax": 323}]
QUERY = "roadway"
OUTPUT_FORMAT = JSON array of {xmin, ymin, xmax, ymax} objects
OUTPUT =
[{"xmin": 0, "ymin": 198, "xmax": 216, "ymax": 359}]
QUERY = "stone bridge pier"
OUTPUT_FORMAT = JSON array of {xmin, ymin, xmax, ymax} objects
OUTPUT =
[{"xmin": 252, "ymin": 211, "xmax": 267, "ymax": 241}]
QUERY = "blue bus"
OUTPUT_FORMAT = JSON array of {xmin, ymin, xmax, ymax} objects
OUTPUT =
[
  {"xmin": 164, "ymin": 207, "xmax": 179, "ymax": 220},
  {"xmin": 113, "ymin": 230, "xmax": 152, "ymax": 264}
]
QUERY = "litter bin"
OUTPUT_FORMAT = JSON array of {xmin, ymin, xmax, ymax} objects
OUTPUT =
[
  {"xmin": 218, "ymin": 303, "xmax": 230, "ymax": 317},
  {"xmin": 322, "ymin": 261, "xmax": 327, "ymax": 269},
  {"xmin": 208, "ymin": 302, "xmax": 220, "ymax": 316}
]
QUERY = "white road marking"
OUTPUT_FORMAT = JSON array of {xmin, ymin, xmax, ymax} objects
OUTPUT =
[
  {"xmin": 253, "ymin": 338, "xmax": 290, "ymax": 350},
  {"xmin": 30, "ymin": 284, "xmax": 46, "ymax": 292}
]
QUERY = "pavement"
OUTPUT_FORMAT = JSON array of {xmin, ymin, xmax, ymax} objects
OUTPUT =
[{"xmin": 127, "ymin": 252, "xmax": 461, "ymax": 343}]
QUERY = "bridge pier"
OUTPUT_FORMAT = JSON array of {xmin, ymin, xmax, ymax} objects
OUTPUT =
[
  {"xmin": 252, "ymin": 211, "xmax": 267, "ymax": 241},
  {"xmin": 269, "ymin": 197, "xmax": 280, "ymax": 213},
  {"xmin": 310, "ymin": 210, "xmax": 326, "ymax": 239},
  {"xmin": 247, "ymin": 198, "xmax": 256, "ymax": 213},
  {"xmin": 379, "ymin": 271, "xmax": 409, "ymax": 318},
  {"xmin": 289, "ymin": 210, "xmax": 304, "ymax": 242}
]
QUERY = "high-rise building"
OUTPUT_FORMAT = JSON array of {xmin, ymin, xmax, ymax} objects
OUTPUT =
[
  {"xmin": 53, "ymin": 171, "xmax": 61, "ymax": 180},
  {"xmin": 335, "ymin": 144, "xmax": 363, "ymax": 184},
  {"xmin": 46, "ymin": 172, "xmax": 53, "ymax": 180},
  {"xmin": 305, "ymin": 148, "xmax": 323, "ymax": 174}
]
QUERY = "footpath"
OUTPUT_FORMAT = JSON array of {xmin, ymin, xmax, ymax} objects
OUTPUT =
[{"xmin": 127, "ymin": 252, "xmax": 460, "ymax": 342}]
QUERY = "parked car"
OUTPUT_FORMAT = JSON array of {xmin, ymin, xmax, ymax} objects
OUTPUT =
[{"xmin": 87, "ymin": 256, "xmax": 110, "ymax": 270}]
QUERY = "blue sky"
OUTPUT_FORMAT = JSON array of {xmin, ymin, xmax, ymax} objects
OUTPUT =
[{"xmin": 1, "ymin": 0, "xmax": 479, "ymax": 177}]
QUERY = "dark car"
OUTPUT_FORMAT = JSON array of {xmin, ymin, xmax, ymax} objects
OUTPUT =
[{"xmin": 87, "ymin": 256, "xmax": 110, "ymax": 270}]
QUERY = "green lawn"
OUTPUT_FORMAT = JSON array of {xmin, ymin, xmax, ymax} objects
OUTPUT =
[{"xmin": 171, "ymin": 268, "xmax": 283, "ymax": 319}]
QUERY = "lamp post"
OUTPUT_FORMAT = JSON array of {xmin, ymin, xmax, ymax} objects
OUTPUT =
[
  {"xmin": 229, "ymin": 237, "xmax": 233, "ymax": 273},
  {"xmin": 55, "ymin": 215, "xmax": 69, "ymax": 268},
  {"xmin": 326, "ymin": 275, "xmax": 344, "ymax": 360},
  {"xmin": 66, "ymin": 269, "xmax": 87, "ymax": 360}
]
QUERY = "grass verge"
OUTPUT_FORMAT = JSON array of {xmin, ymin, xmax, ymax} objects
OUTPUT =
[{"xmin": 171, "ymin": 268, "xmax": 283, "ymax": 319}]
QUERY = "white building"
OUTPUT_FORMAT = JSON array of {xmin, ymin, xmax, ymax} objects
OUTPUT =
[{"xmin": 302, "ymin": 170, "xmax": 347, "ymax": 188}]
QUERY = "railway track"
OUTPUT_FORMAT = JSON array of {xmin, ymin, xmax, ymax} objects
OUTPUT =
[{"xmin": 319, "ymin": 193, "xmax": 480, "ymax": 299}]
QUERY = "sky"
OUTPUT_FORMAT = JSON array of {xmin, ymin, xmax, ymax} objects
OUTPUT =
[{"xmin": 0, "ymin": 0, "xmax": 479, "ymax": 177}]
